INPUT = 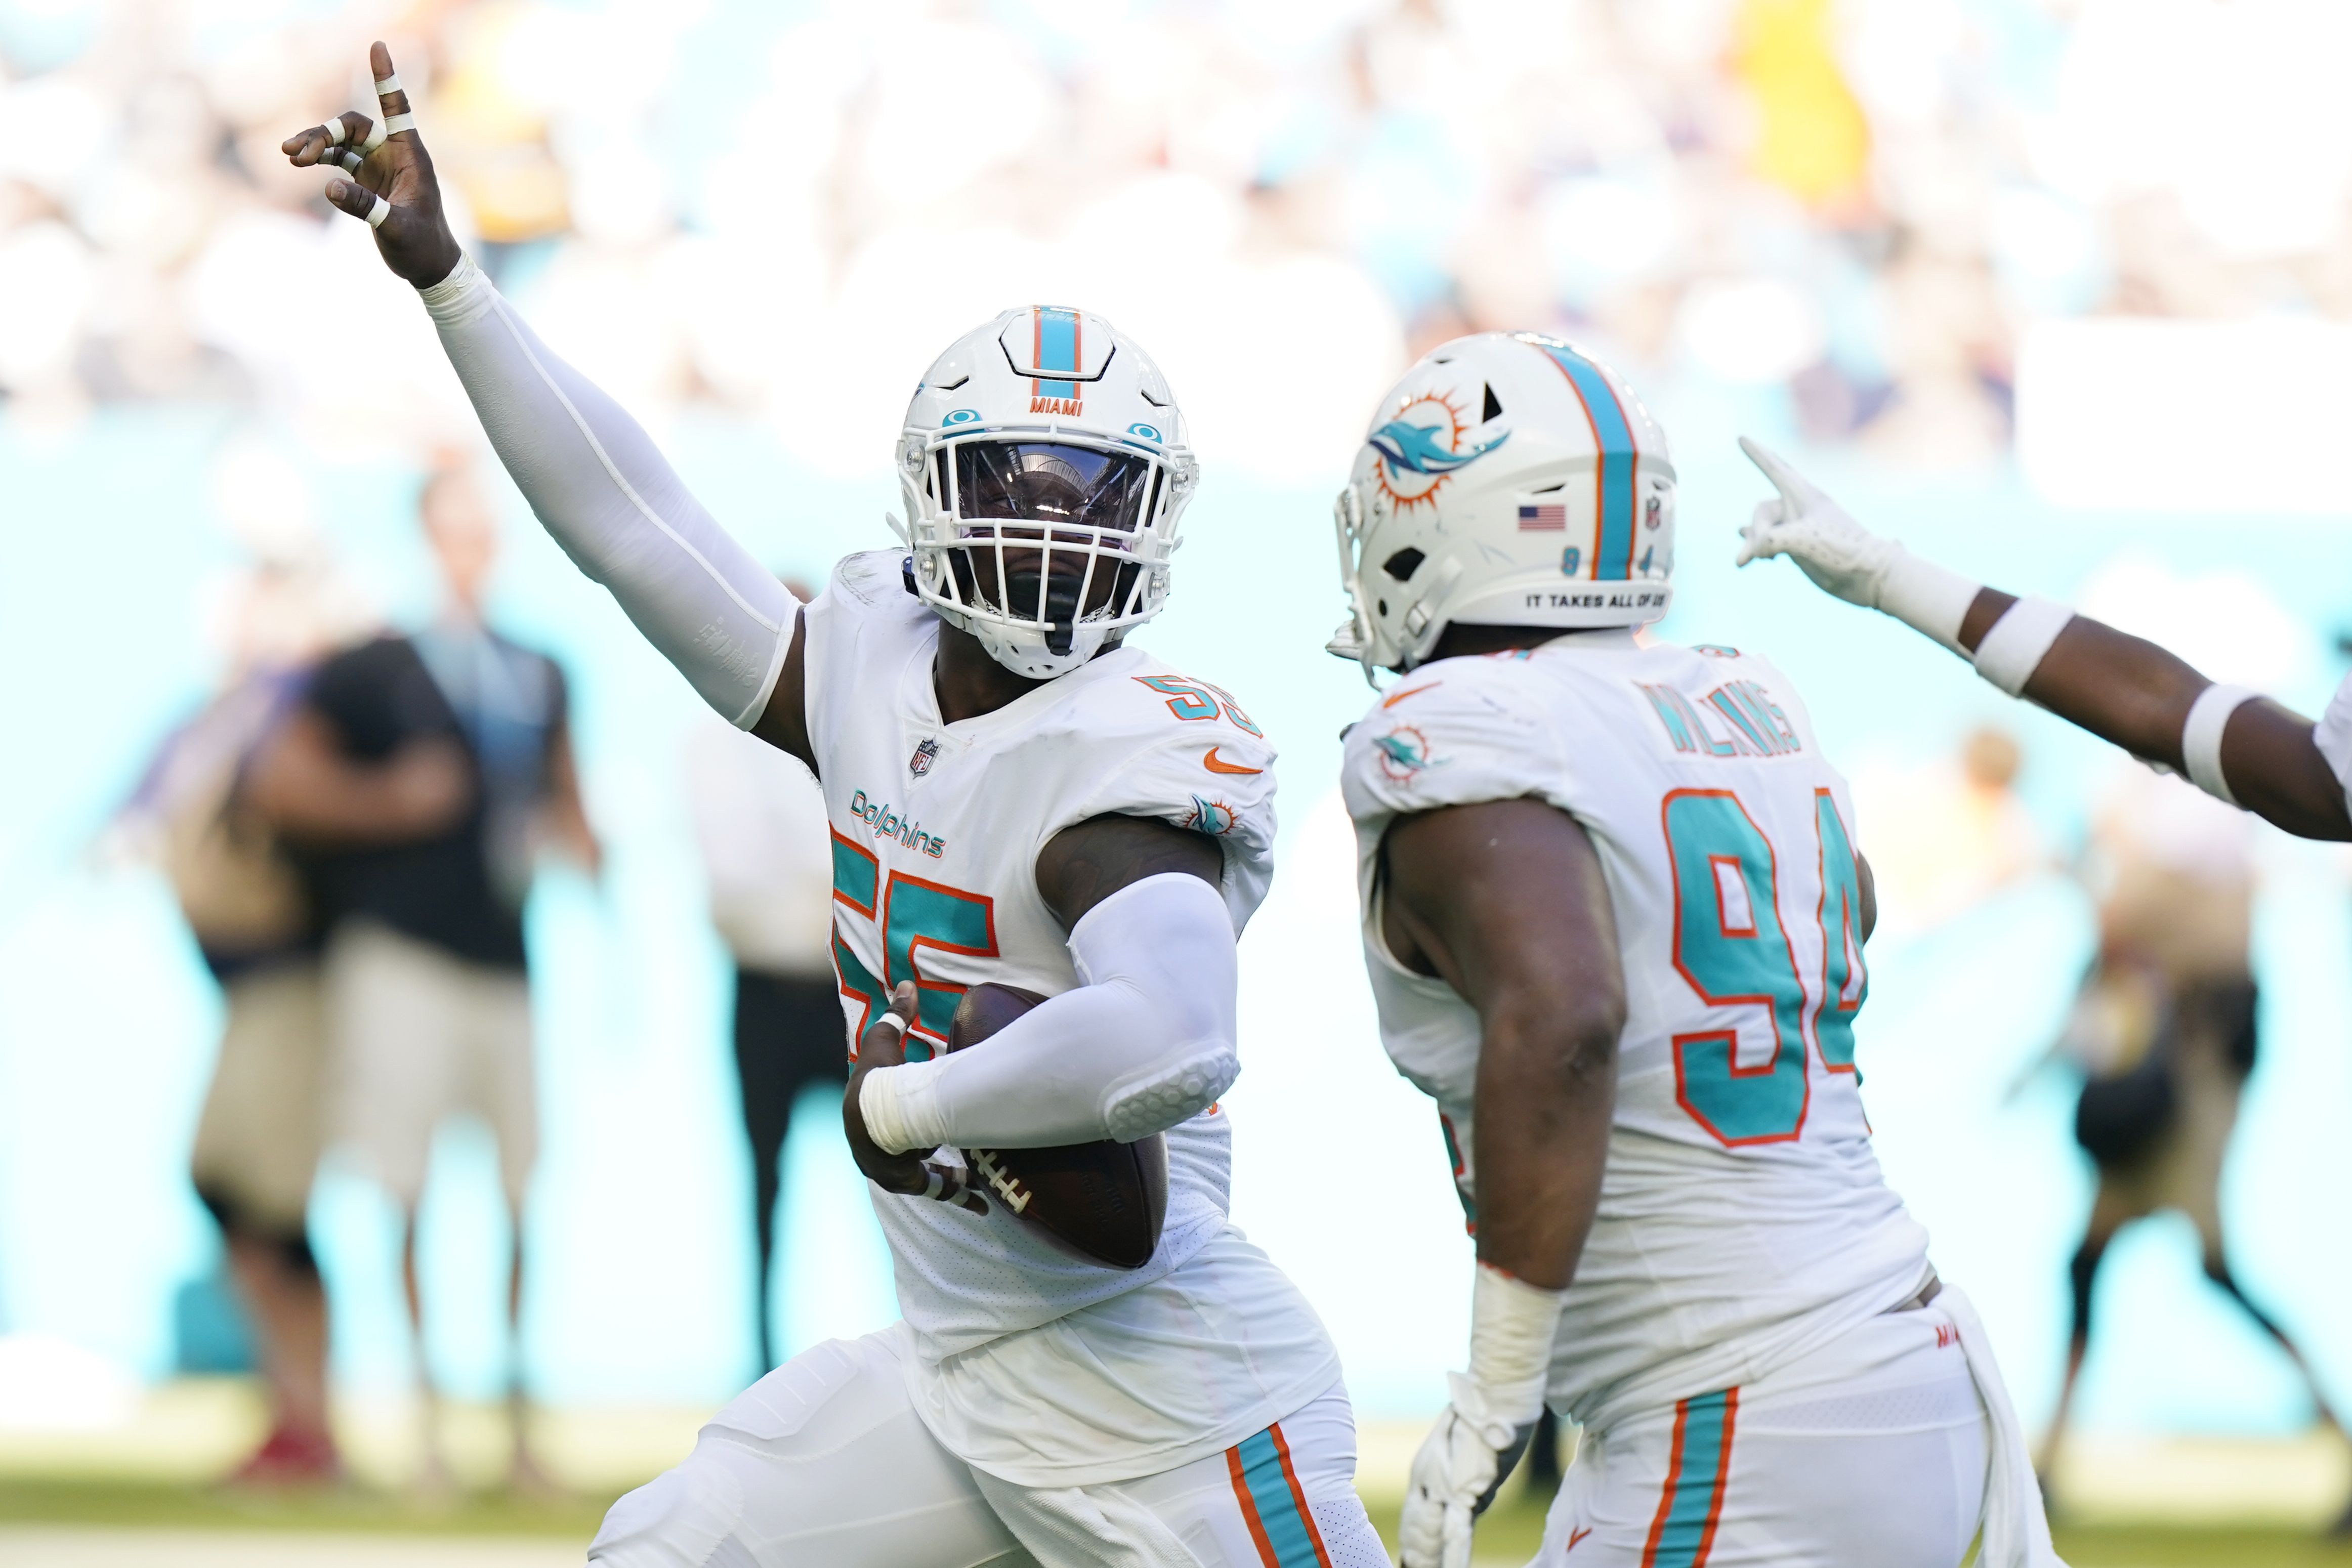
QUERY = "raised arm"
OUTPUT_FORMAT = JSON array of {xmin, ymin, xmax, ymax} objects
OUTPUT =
[
  {"xmin": 1738, "ymin": 439, "xmax": 2352, "ymax": 841},
  {"xmin": 1381, "ymin": 797, "xmax": 1625, "ymax": 1568},
  {"xmin": 285, "ymin": 44, "xmax": 810, "ymax": 767}
]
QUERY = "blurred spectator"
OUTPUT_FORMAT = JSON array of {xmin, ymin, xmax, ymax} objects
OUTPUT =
[
  {"xmin": 248, "ymin": 465, "xmax": 597, "ymax": 1493},
  {"xmin": 21, "ymin": 0, "xmax": 2352, "ymax": 479},
  {"xmin": 110, "ymin": 512, "xmax": 372, "ymax": 1485},
  {"xmin": 1852, "ymin": 723, "xmax": 2043, "ymax": 938},
  {"xmin": 2037, "ymin": 770, "xmax": 2347, "ymax": 1518},
  {"xmin": 681, "ymin": 604, "xmax": 841, "ymax": 1376}
]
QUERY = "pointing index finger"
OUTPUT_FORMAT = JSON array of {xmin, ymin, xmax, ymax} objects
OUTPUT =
[
  {"xmin": 1737, "ymin": 436, "xmax": 1813, "ymax": 510},
  {"xmin": 370, "ymin": 41, "xmax": 416, "ymax": 141}
]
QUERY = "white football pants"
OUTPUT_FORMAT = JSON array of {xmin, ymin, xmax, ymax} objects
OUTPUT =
[
  {"xmin": 1533, "ymin": 1299, "xmax": 1991, "ymax": 1567},
  {"xmin": 587, "ymin": 1323, "xmax": 1387, "ymax": 1568}
]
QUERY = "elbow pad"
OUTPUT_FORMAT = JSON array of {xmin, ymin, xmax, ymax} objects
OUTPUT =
[
  {"xmin": 860, "ymin": 873, "xmax": 1240, "ymax": 1153},
  {"xmin": 1079, "ymin": 873, "xmax": 1240, "ymax": 1142},
  {"xmin": 419, "ymin": 255, "xmax": 796, "ymax": 727}
]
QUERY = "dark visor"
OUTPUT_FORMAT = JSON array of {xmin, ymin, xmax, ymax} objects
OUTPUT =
[{"xmin": 951, "ymin": 441, "xmax": 1155, "ymax": 534}]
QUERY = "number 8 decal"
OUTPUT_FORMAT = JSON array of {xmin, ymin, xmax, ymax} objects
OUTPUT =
[{"xmin": 1661, "ymin": 788, "xmax": 1872, "ymax": 1146}]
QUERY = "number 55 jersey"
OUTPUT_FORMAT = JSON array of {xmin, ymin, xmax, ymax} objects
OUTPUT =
[
  {"xmin": 1340, "ymin": 631, "xmax": 1931, "ymax": 1433},
  {"xmin": 804, "ymin": 550, "xmax": 1340, "ymax": 1488}
]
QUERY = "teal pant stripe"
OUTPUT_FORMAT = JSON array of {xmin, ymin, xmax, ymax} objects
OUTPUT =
[
  {"xmin": 1235, "ymin": 1428, "xmax": 1322, "ymax": 1566},
  {"xmin": 1651, "ymin": 1389, "xmax": 1733, "ymax": 1568}
]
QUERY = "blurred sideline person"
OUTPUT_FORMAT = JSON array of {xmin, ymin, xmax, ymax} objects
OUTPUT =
[
  {"xmin": 1329, "ymin": 334, "xmax": 2057, "ymax": 1566},
  {"xmin": 114, "ymin": 531, "xmax": 373, "ymax": 1485},
  {"xmin": 681, "ymin": 641, "xmax": 847, "ymax": 1376},
  {"xmin": 2037, "ymin": 771, "xmax": 2347, "ymax": 1512},
  {"xmin": 1735, "ymin": 441, "xmax": 2352, "ymax": 841},
  {"xmin": 284, "ymin": 47, "xmax": 1385, "ymax": 1568},
  {"xmin": 1857, "ymin": 725, "xmax": 2044, "ymax": 940},
  {"xmin": 249, "ymin": 464, "xmax": 598, "ymax": 1492}
]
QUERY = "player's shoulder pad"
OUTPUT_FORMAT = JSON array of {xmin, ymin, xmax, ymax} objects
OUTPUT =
[
  {"xmin": 821, "ymin": 549, "xmax": 930, "ymax": 619},
  {"xmin": 1054, "ymin": 653, "xmax": 1279, "ymax": 851},
  {"xmin": 1340, "ymin": 652, "xmax": 1559, "ymax": 822}
]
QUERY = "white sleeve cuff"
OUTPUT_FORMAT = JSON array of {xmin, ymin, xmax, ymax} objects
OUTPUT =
[
  {"xmin": 1876, "ymin": 547, "xmax": 1981, "ymax": 656},
  {"xmin": 419, "ymin": 251, "xmax": 492, "ymax": 324},
  {"xmin": 859, "ymin": 1060, "xmax": 947, "ymax": 1157},
  {"xmin": 1972, "ymin": 595, "xmax": 2074, "ymax": 697},
  {"xmin": 1460, "ymin": 1260, "xmax": 1566, "ymax": 1436},
  {"xmin": 2182, "ymin": 683, "xmax": 2258, "ymax": 807}
]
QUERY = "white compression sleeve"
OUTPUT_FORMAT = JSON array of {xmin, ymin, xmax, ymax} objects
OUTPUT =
[
  {"xmin": 417, "ymin": 254, "xmax": 796, "ymax": 728},
  {"xmin": 859, "ymin": 872, "xmax": 1240, "ymax": 1154}
]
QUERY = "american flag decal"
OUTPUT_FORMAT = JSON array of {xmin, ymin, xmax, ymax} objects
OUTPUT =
[{"xmin": 1518, "ymin": 503, "xmax": 1566, "ymax": 531}]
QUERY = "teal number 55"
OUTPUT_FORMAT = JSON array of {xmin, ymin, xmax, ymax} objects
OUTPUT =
[
  {"xmin": 830, "ymin": 831, "xmax": 999, "ymax": 1061},
  {"xmin": 1661, "ymin": 788, "xmax": 1868, "ymax": 1147}
]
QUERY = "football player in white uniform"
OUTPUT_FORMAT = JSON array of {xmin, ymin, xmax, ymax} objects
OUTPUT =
[
  {"xmin": 1327, "ymin": 335, "xmax": 2062, "ymax": 1567},
  {"xmin": 287, "ymin": 48, "xmax": 1386, "ymax": 1568},
  {"xmin": 1735, "ymin": 441, "xmax": 2352, "ymax": 841}
]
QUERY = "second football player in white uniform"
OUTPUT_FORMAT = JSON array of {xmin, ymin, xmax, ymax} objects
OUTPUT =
[
  {"xmin": 1326, "ymin": 335, "xmax": 2062, "ymax": 1566},
  {"xmin": 288, "ymin": 47, "xmax": 1384, "ymax": 1568}
]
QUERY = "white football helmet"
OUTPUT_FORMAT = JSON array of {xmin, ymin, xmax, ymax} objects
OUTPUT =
[
  {"xmin": 1329, "ymin": 332, "xmax": 1676, "ymax": 678},
  {"xmin": 895, "ymin": 306, "xmax": 1198, "ymax": 680}
]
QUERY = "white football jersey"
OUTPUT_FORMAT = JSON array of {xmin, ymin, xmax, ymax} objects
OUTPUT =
[
  {"xmin": 1340, "ymin": 630, "xmax": 1932, "ymax": 1432},
  {"xmin": 802, "ymin": 551, "xmax": 1338, "ymax": 1486},
  {"xmin": 2313, "ymin": 669, "xmax": 2352, "ymax": 820}
]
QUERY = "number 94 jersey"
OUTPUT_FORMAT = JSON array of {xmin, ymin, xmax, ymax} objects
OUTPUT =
[{"xmin": 1340, "ymin": 631, "xmax": 1931, "ymax": 1433}]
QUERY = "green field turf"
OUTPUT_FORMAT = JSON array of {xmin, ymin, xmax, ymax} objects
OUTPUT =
[{"xmin": 3, "ymin": 1476, "xmax": 2351, "ymax": 1565}]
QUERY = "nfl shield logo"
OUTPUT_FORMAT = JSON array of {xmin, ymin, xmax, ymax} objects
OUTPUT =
[{"xmin": 909, "ymin": 738, "xmax": 940, "ymax": 777}]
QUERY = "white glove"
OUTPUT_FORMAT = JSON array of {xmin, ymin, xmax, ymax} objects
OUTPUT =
[
  {"xmin": 1398, "ymin": 1372, "xmax": 1526, "ymax": 1568},
  {"xmin": 1735, "ymin": 437, "xmax": 1979, "ymax": 655}
]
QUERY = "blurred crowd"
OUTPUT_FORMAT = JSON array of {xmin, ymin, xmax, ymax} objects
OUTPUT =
[{"xmin": 7, "ymin": 0, "xmax": 2352, "ymax": 480}]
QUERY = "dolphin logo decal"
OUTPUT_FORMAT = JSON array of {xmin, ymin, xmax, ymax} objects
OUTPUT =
[
  {"xmin": 1373, "ymin": 724, "xmax": 1447, "ymax": 781},
  {"xmin": 1368, "ymin": 418, "xmax": 1509, "ymax": 477}
]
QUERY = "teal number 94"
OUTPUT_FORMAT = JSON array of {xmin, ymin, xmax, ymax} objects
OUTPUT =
[{"xmin": 1661, "ymin": 788, "xmax": 1868, "ymax": 1146}]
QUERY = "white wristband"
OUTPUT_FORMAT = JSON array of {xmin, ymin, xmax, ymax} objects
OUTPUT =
[
  {"xmin": 859, "ymin": 1061, "xmax": 947, "ymax": 1157},
  {"xmin": 1972, "ymin": 595, "xmax": 2074, "ymax": 697},
  {"xmin": 1875, "ymin": 547, "xmax": 1982, "ymax": 657},
  {"xmin": 2182, "ymin": 684, "xmax": 2258, "ymax": 807},
  {"xmin": 1462, "ymin": 1260, "xmax": 1566, "ymax": 1436}
]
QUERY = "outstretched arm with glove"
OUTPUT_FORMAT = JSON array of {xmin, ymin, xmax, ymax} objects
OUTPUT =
[{"xmin": 1736, "ymin": 438, "xmax": 2352, "ymax": 841}]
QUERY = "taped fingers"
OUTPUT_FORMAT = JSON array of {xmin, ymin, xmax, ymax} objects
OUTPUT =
[
  {"xmin": 282, "ymin": 112, "xmax": 369, "ymax": 166},
  {"xmin": 372, "ymin": 68, "xmax": 416, "ymax": 141},
  {"xmin": 323, "ymin": 179, "xmax": 392, "ymax": 229},
  {"xmin": 918, "ymin": 1161, "xmax": 988, "ymax": 1214}
]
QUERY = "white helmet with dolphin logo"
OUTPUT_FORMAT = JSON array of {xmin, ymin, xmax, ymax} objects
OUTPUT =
[
  {"xmin": 1329, "ymin": 331, "xmax": 1676, "ymax": 677},
  {"xmin": 895, "ymin": 306, "xmax": 1198, "ymax": 680}
]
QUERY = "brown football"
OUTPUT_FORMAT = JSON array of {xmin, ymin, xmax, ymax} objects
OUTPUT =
[{"xmin": 946, "ymin": 983, "xmax": 1170, "ymax": 1270}]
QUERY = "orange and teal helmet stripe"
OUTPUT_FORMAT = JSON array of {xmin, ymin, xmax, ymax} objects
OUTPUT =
[
  {"xmin": 1533, "ymin": 341, "xmax": 1640, "ymax": 581},
  {"xmin": 1225, "ymin": 1423, "xmax": 1333, "ymax": 1567},
  {"xmin": 1033, "ymin": 305, "xmax": 1082, "ymax": 403}
]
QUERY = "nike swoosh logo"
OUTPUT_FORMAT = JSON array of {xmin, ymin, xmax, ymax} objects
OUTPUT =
[
  {"xmin": 1203, "ymin": 747, "xmax": 1263, "ymax": 775},
  {"xmin": 1382, "ymin": 682, "xmax": 1441, "ymax": 708},
  {"xmin": 1566, "ymin": 1527, "xmax": 1593, "ymax": 1554}
]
